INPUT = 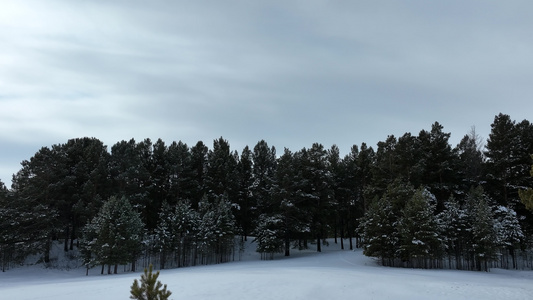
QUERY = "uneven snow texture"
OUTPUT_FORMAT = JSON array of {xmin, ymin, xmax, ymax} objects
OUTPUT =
[{"xmin": 1, "ymin": 240, "xmax": 532, "ymax": 300}]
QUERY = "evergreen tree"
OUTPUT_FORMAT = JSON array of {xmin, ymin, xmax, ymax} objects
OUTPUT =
[
  {"xmin": 11, "ymin": 146, "xmax": 65, "ymax": 262},
  {"xmin": 484, "ymin": 114, "xmax": 528, "ymax": 206},
  {"xmin": 327, "ymin": 145, "xmax": 345, "ymax": 247},
  {"xmin": 358, "ymin": 195, "xmax": 398, "ymax": 266},
  {"xmin": 438, "ymin": 196, "xmax": 469, "ymax": 269},
  {"xmin": 455, "ymin": 127, "xmax": 484, "ymax": 190},
  {"xmin": 153, "ymin": 200, "xmax": 200, "ymax": 269},
  {"xmin": 146, "ymin": 139, "xmax": 171, "ymax": 223},
  {"xmin": 130, "ymin": 264, "xmax": 172, "ymax": 300},
  {"xmin": 251, "ymin": 140, "xmax": 277, "ymax": 214},
  {"xmin": 206, "ymin": 137, "xmax": 238, "ymax": 202},
  {"xmin": 60, "ymin": 137, "xmax": 111, "ymax": 252},
  {"xmin": 109, "ymin": 139, "xmax": 152, "ymax": 228},
  {"xmin": 394, "ymin": 132, "xmax": 422, "ymax": 186},
  {"xmin": 235, "ymin": 146, "xmax": 254, "ymax": 241},
  {"xmin": 166, "ymin": 140, "xmax": 192, "ymax": 204},
  {"xmin": 494, "ymin": 205, "xmax": 524, "ymax": 269},
  {"xmin": 338, "ymin": 145, "xmax": 359, "ymax": 250},
  {"xmin": 398, "ymin": 188, "xmax": 443, "ymax": 268},
  {"xmin": 519, "ymin": 156, "xmax": 533, "ymax": 211},
  {"xmin": 359, "ymin": 181, "xmax": 415, "ymax": 266},
  {"xmin": 82, "ymin": 196, "xmax": 144, "ymax": 274},
  {"xmin": 0, "ymin": 180, "xmax": 53, "ymax": 271},
  {"xmin": 153, "ymin": 201, "xmax": 176, "ymax": 270},
  {"xmin": 189, "ymin": 141, "xmax": 209, "ymax": 209},
  {"xmin": 196, "ymin": 195, "xmax": 236, "ymax": 264},
  {"xmin": 485, "ymin": 114, "xmax": 533, "ymax": 241},
  {"xmin": 416, "ymin": 122, "xmax": 458, "ymax": 207},
  {"xmin": 298, "ymin": 143, "xmax": 333, "ymax": 252},
  {"xmin": 254, "ymin": 214, "xmax": 284, "ymax": 259},
  {"xmin": 465, "ymin": 187, "xmax": 498, "ymax": 271},
  {"xmin": 271, "ymin": 148, "xmax": 302, "ymax": 256},
  {"xmin": 372, "ymin": 135, "xmax": 399, "ymax": 193},
  {"xmin": 514, "ymin": 120, "xmax": 533, "ymax": 192},
  {"xmin": 355, "ymin": 143, "xmax": 374, "ymax": 214},
  {"xmin": 174, "ymin": 200, "xmax": 200, "ymax": 267}
]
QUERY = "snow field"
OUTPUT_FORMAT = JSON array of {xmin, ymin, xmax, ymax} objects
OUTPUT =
[{"xmin": 1, "ymin": 240, "xmax": 532, "ymax": 300}]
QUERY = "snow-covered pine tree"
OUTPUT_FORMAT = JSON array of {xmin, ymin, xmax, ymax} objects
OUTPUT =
[
  {"xmin": 196, "ymin": 196, "xmax": 217, "ymax": 263},
  {"xmin": 154, "ymin": 200, "xmax": 201, "ymax": 269},
  {"xmin": 82, "ymin": 196, "xmax": 144, "ymax": 274},
  {"xmin": 130, "ymin": 264, "xmax": 172, "ymax": 300},
  {"xmin": 465, "ymin": 187, "xmax": 498, "ymax": 271},
  {"xmin": 398, "ymin": 188, "xmax": 443, "ymax": 268},
  {"xmin": 494, "ymin": 205, "xmax": 524, "ymax": 269},
  {"xmin": 173, "ymin": 201, "xmax": 200, "ymax": 267},
  {"xmin": 196, "ymin": 195, "xmax": 236, "ymax": 264},
  {"xmin": 358, "ymin": 195, "xmax": 398, "ymax": 266},
  {"xmin": 437, "ymin": 196, "xmax": 469, "ymax": 269},
  {"xmin": 212, "ymin": 194, "xmax": 237, "ymax": 263},
  {"xmin": 154, "ymin": 201, "xmax": 176, "ymax": 270},
  {"xmin": 254, "ymin": 214, "xmax": 284, "ymax": 259},
  {"xmin": 80, "ymin": 219, "xmax": 99, "ymax": 275}
]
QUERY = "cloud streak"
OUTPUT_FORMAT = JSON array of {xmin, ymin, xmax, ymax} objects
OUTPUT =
[{"xmin": 1, "ymin": 1, "xmax": 533, "ymax": 184}]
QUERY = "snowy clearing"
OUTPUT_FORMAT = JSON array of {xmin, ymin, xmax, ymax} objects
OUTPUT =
[{"xmin": 1, "ymin": 240, "xmax": 532, "ymax": 300}]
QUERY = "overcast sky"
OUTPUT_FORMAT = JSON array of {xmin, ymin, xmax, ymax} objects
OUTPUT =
[{"xmin": 1, "ymin": 1, "xmax": 533, "ymax": 186}]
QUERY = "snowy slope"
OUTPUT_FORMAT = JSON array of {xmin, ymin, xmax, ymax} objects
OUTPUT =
[{"xmin": 1, "ymin": 240, "xmax": 532, "ymax": 300}]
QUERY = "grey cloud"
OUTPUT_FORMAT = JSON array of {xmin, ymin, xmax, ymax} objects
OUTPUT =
[{"xmin": 1, "ymin": 0, "xmax": 533, "ymax": 184}]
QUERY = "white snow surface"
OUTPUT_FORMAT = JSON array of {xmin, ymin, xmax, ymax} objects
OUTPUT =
[{"xmin": 1, "ymin": 239, "xmax": 532, "ymax": 300}]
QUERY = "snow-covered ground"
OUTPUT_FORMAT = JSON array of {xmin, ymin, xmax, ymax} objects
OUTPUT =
[{"xmin": 1, "ymin": 240, "xmax": 532, "ymax": 300}]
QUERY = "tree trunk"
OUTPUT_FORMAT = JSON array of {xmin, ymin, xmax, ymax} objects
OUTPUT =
[
  {"xmin": 114, "ymin": 264, "xmax": 118, "ymax": 274},
  {"xmin": 70, "ymin": 224, "xmax": 76, "ymax": 250},
  {"xmin": 285, "ymin": 235, "xmax": 290, "ymax": 256},
  {"xmin": 160, "ymin": 251, "xmax": 166, "ymax": 270},
  {"xmin": 340, "ymin": 219, "xmax": 345, "ymax": 250},
  {"xmin": 2, "ymin": 246, "xmax": 6, "ymax": 272},
  {"xmin": 44, "ymin": 238, "xmax": 51, "ymax": 263},
  {"xmin": 509, "ymin": 246, "xmax": 516, "ymax": 269},
  {"xmin": 348, "ymin": 222, "xmax": 353, "ymax": 250},
  {"xmin": 316, "ymin": 236, "xmax": 321, "ymax": 252},
  {"xmin": 64, "ymin": 226, "xmax": 70, "ymax": 252},
  {"xmin": 334, "ymin": 218, "xmax": 338, "ymax": 244}
]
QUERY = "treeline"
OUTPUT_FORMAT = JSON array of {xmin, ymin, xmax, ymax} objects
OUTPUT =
[{"xmin": 0, "ymin": 113, "xmax": 532, "ymax": 272}]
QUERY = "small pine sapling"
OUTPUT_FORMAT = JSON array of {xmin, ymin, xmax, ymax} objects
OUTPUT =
[{"xmin": 130, "ymin": 264, "xmax": 172, "ymax": 300}]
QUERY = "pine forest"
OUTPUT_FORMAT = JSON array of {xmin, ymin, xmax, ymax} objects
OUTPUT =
[{"xmin": 1, "ymin": 113, "xmax": 533, "ymax": 273}]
